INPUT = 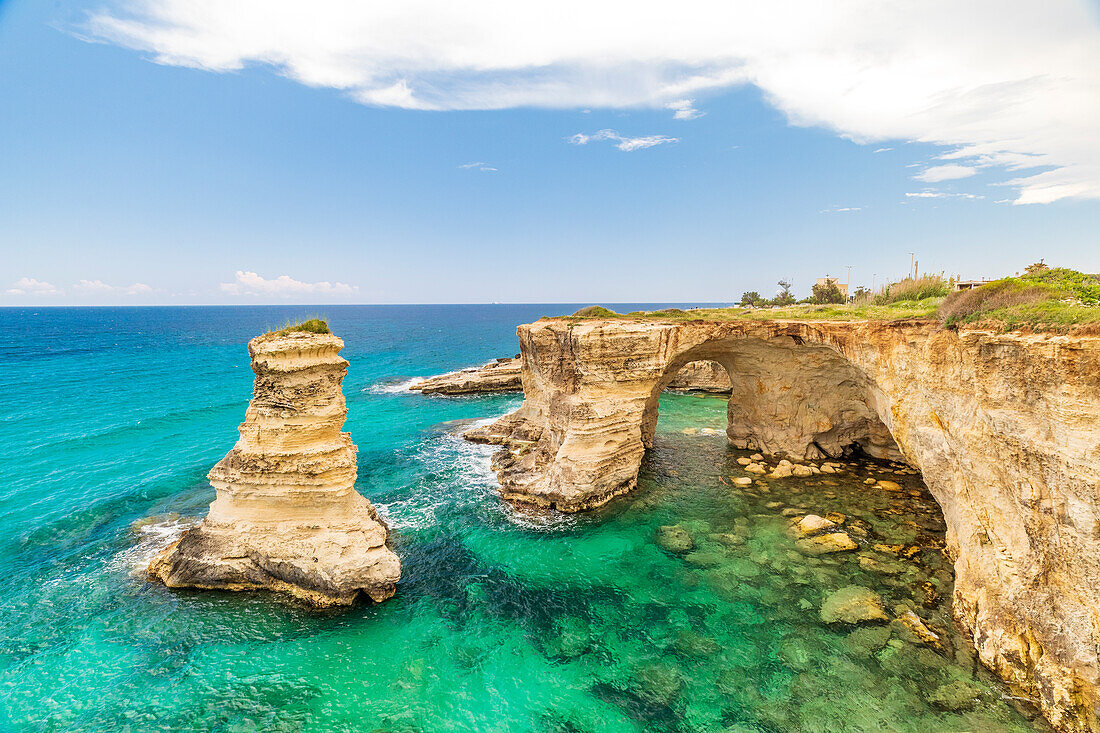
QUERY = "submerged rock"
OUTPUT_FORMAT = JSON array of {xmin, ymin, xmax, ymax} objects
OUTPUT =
[
  {"xmin": 671, "ymin": 629, "xmax": 721, "ymax": 658},
  {"xmin": 634, "ymin": 664, "xmax": 684, "ymax": 706},
  {"xmin": 928, "ymin": 679, "xmax": 984, "ymax": 711},
  {"xmin": 843, "ymin": 625, "xmax": 893, "ymax": 656},
  {"xmin": 820, "ymin": 586, "xmax": 888, "ymax": 624},
  {"xmin": 657, "ymin": 525, "xmax": 695, "ymax": 554},
  {"xmin": 894, "ymin": 609, "xmax": 945, "ymax": 651},
  {"xmin": 148, "ymin": 329, "xmax": 401, "ymax": 607}
]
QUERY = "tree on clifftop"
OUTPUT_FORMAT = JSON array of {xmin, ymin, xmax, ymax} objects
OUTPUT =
[
  {"xmin": 771, "ymin": 280, "xmax": 796, "ymax": 306},
  {"xmin": 811, "ymin": 281, "xmax": 846, "ymax": 304},
  {"xmin": 740, "ymin": 291, "xmax": 765, "ymax": 307}
]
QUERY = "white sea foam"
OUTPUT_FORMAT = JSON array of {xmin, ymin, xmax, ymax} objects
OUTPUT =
[
  {"xmin": 375, "ymin": 413, "xmax": 576, "ymax": 534},
  {"xmin": 366, "ymin": 376, "xmax": 427, "ymax": 394},
  {"xmin": 110, "ymin": 513, "xmax": 201, "ymax": 576}
]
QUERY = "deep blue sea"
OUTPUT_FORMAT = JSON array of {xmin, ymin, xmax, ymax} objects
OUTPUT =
[{"xmin": 0, "ymin": 305, "xmax": 1043, "ymax": 732}]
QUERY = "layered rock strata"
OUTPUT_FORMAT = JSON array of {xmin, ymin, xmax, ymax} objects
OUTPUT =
[
  {"xmin": 467, "ymin": 316, "xmax": 1100, "ymax": 732},
  {"xmin": 149, "ymin": 330, "xmax": 401, "ymax": 607},
  {"xmin": 412, "ymin": 356, "xmax": 523, "ymax": 394},
  {"xmin": 413, "ymin": 356, "xmax": 730, "ymax": 395}
]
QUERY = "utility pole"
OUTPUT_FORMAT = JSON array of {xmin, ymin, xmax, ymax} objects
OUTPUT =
[
  {"xmin": 872, "ymin": 273, "xmax": 877, "ymax": 293},
  {"xmin": 908, "ymin": 252, "xmax": 915, "ymax": 280},
  {"xmin": 845, "ymin": 265, "xmax": 853, "ymax": 300}
]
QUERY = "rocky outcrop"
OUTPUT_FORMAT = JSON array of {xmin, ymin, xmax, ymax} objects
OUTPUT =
[
  {"xmin": 412, "ymin": 357, "xmax": 522, "ymax": 394},
  {"xmin": 149, "ymin": 330, "xmax": 401, "ymax": 607},
  {"xmin": 664, "ymin": 359, "xmax": 732, "ymax": 393},
  {"xmin": 467, "ymin": 316, "xmax": 1100, "ymax": 732},
  {"xmin": 412, "ymin": 356, "xmax": 730, "ymax": 395}
]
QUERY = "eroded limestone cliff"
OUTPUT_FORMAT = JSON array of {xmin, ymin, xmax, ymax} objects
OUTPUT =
[
  {"xmin": 149, "ymin": 330, "xmax": 401, "ymax": 607},
  {"xmin": 467, "ymin": 317, "xmax": 1100, "ymax": 732}
]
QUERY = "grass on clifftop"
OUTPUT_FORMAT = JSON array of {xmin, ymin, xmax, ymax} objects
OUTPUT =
[
  {"xmin": 562, "ymin": 300, "xmax": 942, "ymax": 323},
  {"xmin": 560, "ymin": 267, "xmax": 1100, "ymax": 333},
  {"xmin": 939, "ymin": 268, "xmax": 1100, "ymax": 333},
  {"xmin": 268, "ymin": 318, "xmax": 331, "ymax": 336}
]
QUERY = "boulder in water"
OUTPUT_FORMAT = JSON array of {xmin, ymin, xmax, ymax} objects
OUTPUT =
[{"xmin": 820, "ymin": 586, "xmax": 888, "ymax": 624}]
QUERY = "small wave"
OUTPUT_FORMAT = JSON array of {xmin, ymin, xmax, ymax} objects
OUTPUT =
[
  {"xmin": 365, "ymin": 376, "xmax": 427, "ymax": 395},
  {"xmin": 109, "ymin": 513, "xmax": 201, "ymax": 575}
]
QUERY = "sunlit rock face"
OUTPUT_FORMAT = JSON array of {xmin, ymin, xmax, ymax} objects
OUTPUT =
[
  {"xmin": 467, "ymin": 317, "xmax": 1100, "ymax": 732},
  {"xmin": 149, "ymin": 330, "xmax": 401, "ymax": 607}
]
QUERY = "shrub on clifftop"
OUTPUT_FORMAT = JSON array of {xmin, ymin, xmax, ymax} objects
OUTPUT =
[
  {"xmin": 571, "ymin": 306, "xmax": 618, "ymax": 318},
  {"xmin": 939, "ymin": 267, "xmax": 1100, "ymax": 332},
  {"xmin": 874, "ymin": 274, "xmax": 951, "ymax": 304},
  {"xmin": 270, "ymin": 318, "xmax": 331, "ymax": 335}
]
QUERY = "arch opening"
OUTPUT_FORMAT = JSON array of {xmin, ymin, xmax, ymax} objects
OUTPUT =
[{"xmin": 642, "ymin": 335, "xmax": 906, "ymax": 465}]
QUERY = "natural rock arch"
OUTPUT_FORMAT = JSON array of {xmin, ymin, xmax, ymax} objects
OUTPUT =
[
  {"xmin": 639, "ymin": 338, "xmax": 903, "ymax": 463},
  {"xmin": 468, "ymin": 317, "xmax": 1100, "ymax": 732}
]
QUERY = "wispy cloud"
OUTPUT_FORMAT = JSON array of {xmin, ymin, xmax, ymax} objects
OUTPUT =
[
  {"xmin": 666, "ymin": 99, "xmax": 703, "ymax": 120},
  {"xmin": 458, "ymin": 161, "xmax": 497, "ymax": 171},
  {"xmin": 6, "ymin": 277, "xmax": 60, "ymax": 295},
  {"xmin": 219, "ymin": 270, "xmax": 358, "ymax": 297},
  {"xmin": 872, "ymin": 147, "xmax": 892, "ymax": 154},
  {"xmin": 904, "ymin": 190, "xmax": 984, "ymax": 200},
  {"xmin": 820, "ymin": 206, "xmax": 862, "ymax": 213},
  {"xmin": 914, "ymin": 164, "xmax": 978, "ymax": 183},
  {"xmin": 74, "ymin": 279, "xmax": 153, "ymax": 295},
  {"xmin": 570, "ymin": 129, "xmax": 678, "ymax": 152}
]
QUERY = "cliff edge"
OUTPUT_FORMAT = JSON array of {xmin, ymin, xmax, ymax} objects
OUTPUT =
[{"xmin": 149, "ymin": 329, "xmax": 401, "ymax": 607}]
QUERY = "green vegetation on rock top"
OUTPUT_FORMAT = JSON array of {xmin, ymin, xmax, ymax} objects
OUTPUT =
[
  {"xmin": 268, "ymin": 318, "xmax": 331, "ymax": 336},
  {"xmin": 939, "ymin": 267, "xmax": 1100, "ymax": 332},
  {"xmin": 555, "ymin": 300, "xmax": 942, "ymax": 324},
  {"xmin": 554, "ymin": 267, "xmax": 1100, "ymax": 334},
  {"xmin": 571, "ymin": 305, "xmax": 620, "ymax": 318}
]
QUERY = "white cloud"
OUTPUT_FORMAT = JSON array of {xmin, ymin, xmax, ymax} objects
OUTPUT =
[
  {"xmin": 666, "ymin": 99, "xmax": 703, "ymax": 120},
  {"xmin": 872, "ymin": 147, "xmax": 892, "ymax": 154},
  {"xmin": 570, "ymin": 129, "xmax": 678, "ymax": 151},
  {"xmin": 6, "ymin": 277, "xmax": 60, "ymax": 295},
  {"xmin": 74, "ymin": 279, "xmax": 154, "ymax": 295},
  {"xmin": 459, "ymin": 161, "xmax": 497, "ymax": 171},
  {"xmin": 84, "ymin": 0, "xmax": 1100, "ymax": 203},
  {"xmin": 220, "ymin": 270, "xmax": 358, "ymax": 297},
  {"xmin": 820, "ymin": 206, "xmax": 862, "ymax": 213},
  {"xmin": 904, "ymin": 190, "xmax": 984, "ymax": 200},
  {"xmin": 914, "ymin": 164, "xmax": 978, "ymax": 183}
]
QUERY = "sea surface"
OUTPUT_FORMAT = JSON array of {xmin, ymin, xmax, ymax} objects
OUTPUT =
[{"xmin": 0, "ymin": 305, "xmax": 1045, "ymax": 732}]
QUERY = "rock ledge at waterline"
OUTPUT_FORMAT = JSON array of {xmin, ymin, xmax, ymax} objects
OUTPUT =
[
  {"xmin": 465, "ymin": 316, "xmax": 1100, "ymax": 733},
  {"xmin": 411, "ymin": 355, "xmax": 731, "ymax": 395},
  {"xmin": 149, "ymin": 330, "xmax": 401, "ymax": 607}
]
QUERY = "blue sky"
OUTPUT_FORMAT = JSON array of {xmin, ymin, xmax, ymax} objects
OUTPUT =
[{"xmin": 2, "ymin": 0, "xmax": 1098, "ymax": 305}]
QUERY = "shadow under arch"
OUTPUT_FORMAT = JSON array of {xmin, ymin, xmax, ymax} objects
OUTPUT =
[{"xmin": 640, "ymin": 333, "xmax": 906, "ymax": 464}]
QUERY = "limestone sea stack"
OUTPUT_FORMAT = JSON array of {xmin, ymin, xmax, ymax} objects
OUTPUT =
[{"xmin": 149, "ymin": 328, "xmax": 401, "ymax": 606}]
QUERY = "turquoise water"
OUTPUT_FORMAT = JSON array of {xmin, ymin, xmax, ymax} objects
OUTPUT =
[{"xmin": 0, "ymin": 306, "xmax": 1045, "ymax": 732}]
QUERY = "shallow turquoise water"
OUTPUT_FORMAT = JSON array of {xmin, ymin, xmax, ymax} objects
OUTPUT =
[{"xmin": 0, "ymin": 306, "xmax": 1045, "ymax": 732}]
